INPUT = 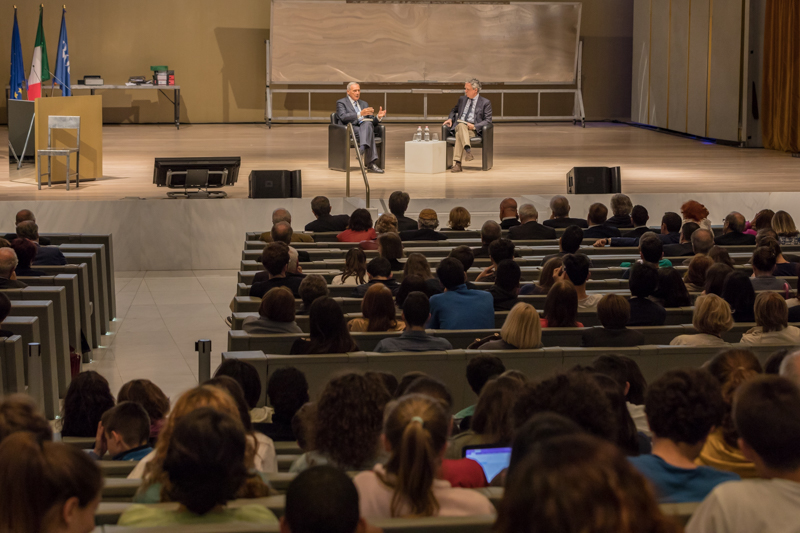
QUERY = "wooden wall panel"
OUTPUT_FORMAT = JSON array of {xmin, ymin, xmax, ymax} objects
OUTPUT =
[
  {"xmin": 668, "ymin": 0, "xmax": 691, "ymax": 132},
  {"xmin": 708, "ymin": 0, "xmax": 744, "ymax": 141},
  {"xmin": 648, "ymin": 0, "xmax": 671, "ymax": 128},
  {"xmin": 687, "ymin": 0, "xmax": 711, "ymax": 137},
  {"xmin": 631, "ymin": 0, "xmax": 652, "ymax": 123}
]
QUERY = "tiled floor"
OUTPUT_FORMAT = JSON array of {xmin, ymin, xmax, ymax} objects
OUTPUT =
[{"xmin": 86, "ymin": 270, "xmax": 236, "ymax": 401}]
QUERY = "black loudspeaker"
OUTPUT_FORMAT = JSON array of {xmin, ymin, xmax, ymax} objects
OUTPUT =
[
  {"xmin": 248, "ymin": 170, "xmax": 302, "ymax": 198},
  {"xmin": 566, "ymin": 167, "xmax": 622, "ymax": 194}
]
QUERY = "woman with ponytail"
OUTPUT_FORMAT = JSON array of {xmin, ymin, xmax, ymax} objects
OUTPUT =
[
  {"xmin": 0, "ymin": 432, "xmax": 102, "ymax": 533},
  {"xmin": 353, "ymin": 394, "xmax": 495, "ymax": 519},
  {"xmin": 696, "ymin": 349, "xmax": 763, "ymax": 478}
]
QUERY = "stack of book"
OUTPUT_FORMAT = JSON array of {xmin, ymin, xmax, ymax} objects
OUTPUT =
[{"xmin": 151, "ymin": 66, "xmax": 175, "ymax": 86}]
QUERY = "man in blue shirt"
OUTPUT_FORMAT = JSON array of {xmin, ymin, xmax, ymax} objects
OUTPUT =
[
  {"xmin": 88, "ymin": 402, "xmax": 154, "ymax": 461},
  {"xmin": 374, "ymin": 292, "xmax": 452, "ymax": 352},
  {"xmin": 428, "ymin": 257, "xmax": 494, "ymax": 330},
  {"xmin": 630, "ymin": 369, "xmax": 740, "ymax": 503}
]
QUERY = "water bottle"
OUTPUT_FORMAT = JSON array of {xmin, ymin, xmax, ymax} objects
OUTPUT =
[
  {"xmin": 413, "ymin": 126, "xmax": 422, "ymax": 142},
  {"xmin": 424, "ymin": 126, "xmax": 430, "ymax": 142}
]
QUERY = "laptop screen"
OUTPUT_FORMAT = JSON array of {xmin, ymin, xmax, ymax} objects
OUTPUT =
[{"xmin": 463, "ymin": 445, "xmax": 512, "ymax": 483}]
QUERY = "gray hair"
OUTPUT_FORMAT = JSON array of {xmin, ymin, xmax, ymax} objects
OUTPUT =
[
  {"xmin": 347, "ymin": 81, "xmax": 360, "ymax": 91},
  {"xmin": 287, "ymin": 246, "xmax": 300, "ymax": 273},
  {"xmin": 0, "ymin": 248, "xmax": 18, "ymax": 278},
  {"xmin": 610, "ymin": 194, "xmax": 633, "ymax": 216},
  {"xmin": 16, "ymin": 220, "xmax": 38, "ymax": 240},
  {"xmin": 272, "ymin": 208, "xmax": 292, "ymax": 224},
  {"xmin": 467, "ymin": 78, "xmax": 482, "ymax": 92},
  {"xmin": 550, "ymin": 195, "xmax": 570, "ymax": 218},
  {"xmin": 780, "ymin": 351, "xmax": 800, "ymax": 386},
  {"xmin": 519, "ymin": 204, "xmax": 538, "ymax": 221},
  {"xmin": 418, "ymin": 218, "xmax": 439, "ymax": 230},
  {"xmin": 691, "ymin": 229, "xmax": 715, "ymax": 254}
]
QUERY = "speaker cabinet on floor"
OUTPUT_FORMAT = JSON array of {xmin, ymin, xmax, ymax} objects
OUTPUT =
[
  {"xmin": 567, "ymin": 167, "xmax": 622, "ymax": 194},
  {"xmin": 248, "ymin": 170, "xmax": 302, "ymax": 198}
]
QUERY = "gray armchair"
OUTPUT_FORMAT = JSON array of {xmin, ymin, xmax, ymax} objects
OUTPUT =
[
  {"xmin": 442, "ymin": 122, "xmax": 494, "ymax": 171},
  {"xmin": 328, "ymin": 113, "xmax": 385, "ymax": 172}
]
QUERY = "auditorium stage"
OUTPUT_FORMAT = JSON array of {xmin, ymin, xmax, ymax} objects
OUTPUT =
[{"xmin": 3, "ymin": 122, "xmax": 799, "ymax": 201}]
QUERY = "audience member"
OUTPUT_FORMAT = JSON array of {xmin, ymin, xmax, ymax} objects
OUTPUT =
[
  {"xmin": 622, "ymin": 205, "xmax": 650, "ymax": 238},
  {"xmin": 628, "ymin": 262, "xmax": 667, "ymax": 326},
  {"xmin": 0, "ymin": 247, "xmax": 26, "ymax": 289},
  {"xmin": 779, "ymin": 351, "xmax": 800, "ymax": 387},
  {"xmin": 715, "ymin": 212, "xmax": 757, "ymax": 246},
  {"xmin": 543, "ymin": 195, "xmax": 588, "ymax": 228},
  {"xmin": 561, "ymin": 253, "xmax": 602, "ymax": 309},
  {"xmin": 15, "ymin": 220, "xmax": 66, "ymax": 266},
  {"xmin": 758, "ymin": 236, "xmax": 800, "ymax": 277},
  {"xmin": 447, "ymin": 206, "xmax": 471, "ymax": 230},
  {"xmin": 593, "ymin": 354, "xmax": 649, "ymax": 435},
  {"xmin": 394, "ymin": 371, "xmax": 428, "ymax": 398},
  {"xmin": 582, "ymin": 294, "xmax": 645, "ymax": 347},
  {"xmin": 740, "ymin": 292, "xmax": 800, "ymax": 344},
  {"xmin": 364, "ymin": 371, "xmax": 399, "ymax": 397},
  {"xmin": 117, "ymin": 379, "xmax": 170, "ymax": 443},
  {"xmin": 454, "ymin": 355, "xmax": 506, "ymax": 424},
  {"xmin": 352, "ymin": 257, "xmax": 400, "ymax": 297},
  {"xmin": 606, "ymin": 193, "xmax": 634, "ymax": 228},
  {"xmin": 375, "ymin": 292, "xmax": 452, "ymax": 352},
  {"xmin": 60, "ymin": 370, "xmax": 116, "ymax": 438},
  {"xmin": 260, "ymin": 208, "xmax": 313, "ymax": 243},
  {"xmin": 404, "ymin": 253, "xmax": 443, "ymax": 294},
  {"xmin": 618, "ymin": 232, "xmax": 666, "ymax": 276},
  {"xmin": 3, "ymin": 209, "xmax": 52, "ymax": 244},
  {"xmin": 765, "ymin": 348, "xmax": 792, "ymax": 375},
  {"xmin": 689, "ymin": 228, "xmax": 716, "ymax": 259},
  {"xmin": 750, "ymin": 246, "xmax": 791, "ymax": 292},
  {"xmin": 507, "ymin": 204, "xmax": 556, "ymax": 240},
  {"xmin": 395, "ymin": 275, "xmax": 431, "ymax": 308},
  {"xmin": 399, "ymin": 209, "xmax": 448, "ymax": 241},
  {"xmin": 482, "ymin": 302, "xmax": 542, "ymax": 350},
  {"xmin": 389, "ymin": 191, "xmax": 418, "ymax": 231},
  {"xmin": 772, "ymin": 210, "xmax": 800, "ymax": 245},
  {"xmin": 251, "ymin": 242, "xmax": 303, "ymax": 298},
  {"xmin": 244, "ymin": 287, "xmax": 303, "ymax": 334},
  {"xmin": 11, "ymin": 238, "xmax": 47, "ymax": 276},
  {"xmin": 268, "ymin": 222, "xmax": 311, "ymax": 263},
  {"xmin": 305, "ymin": 196, "xmax": 349, "ymax": 232},
  {"xmin": 348, "ymin": 284, "xmax": 405, "ymax": 333},
  {"xmin": 722, "ymin": 270, "xmax": 756, "ymax": 322},
  {"xmin": 684, "ymin": 254, "xmax": 714, "ymax": 292},
  {"xmin": 703, "ymin": 262, "xmax": 734, "ymax": 296},
  {"xmin": 472, "ymin": 220, "xmax": 501, "ymax": 258},
  {"xmin": 291, "ymin": 297, "xmax": 359, "ymax": 355},
  {"xmin": 520, "ymin": 256, "xmax": 562, "ymax": 295},
  {"xmin": 687, "ymin": 376, "xmax": 800, "ymax": 533},
  {"xmin": 539, "ymin": 224, "xmax": 584, "ymax": 266},
  {"xmin": 213, "ymin": 359, "xmax": 266, "ymax": 423},
  {"xmin": 541, "ymin": 280, "xmax": 583, "ymax": 327},
  {"xmin": 291, "ymin": 373, "xmax": 390, "ymax": 473},
  {"xmin": 486, "ymin": 259, "xmax": 521, "ymax": 310},
  {"xmin": 376, "ymin": 233, "xmax": 404, "ymax": 271},
  {"xmin": 583, "ymin": 203, "xmax": 622, "ymax": 239},
  {"xmin": 337, "ymin": 209, "xmax": 377, "ymax": 242},
  {"xmin": 428, "ymin": 258, "xmax": 494, "ymax": 330},
  {"xmin": 746, "ymin": 209, "xmax": 775, "ymax": 235},
  {"xmin": 89, "ymin": 401, "xmax": 153, "ymax": 461},
  {"xmin": 591, "ymin": 373, "xmax": 642, "ymax": 455},
  {"xmin": 297, "ymin": 274, "xmax": 329, "ymax": 315},
  {"xmin": 0, "ymin": 293, "xmax": 14, "ymax": 339},
  {"xmin": 446, "ymin": 245, "xmax": 476, "ymax": 290},
  {"xmin": 664, "ymin": 221, "xmax": 700, "ymax": 256},
  {"xmin": 475, "ymin": 238, "xmax": 515, "ymax": 283},
  {"xmin": 707, "ymin": 246, "xmax": 734, "ymax": 269},
  {"xmin": 670, "ymin": 294, "xmax": 733, "ymax": 346},
  {"xmin": 259, "ymin": 367, "xmax": 309, "ymax": 441},
  {"xmin": 498, "ymin": 198, "xmax": 520, "ymax": 229},
  {"xmin": 332, "ymin": 248, "xmax": 367, "ymax": 286},
  {"xmin": 374, "ymin": 213, "xmax": 399, "ymax": 235},
  {"xmin": 681, "ymin": 200, "xmax": 712, "ymax": 231},
  {"xmin": 0, "ymin": 393, "xmax": 52, "ymax": 443}
]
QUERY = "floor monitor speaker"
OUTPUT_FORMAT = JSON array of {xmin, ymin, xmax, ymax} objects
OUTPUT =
[
  {"xmin": 567, "ymin": 167, "xmax": 621, "ymax": 194},
  {"xmin": 249, "ymin": 170, "xmax": 302, "ymax": 198}
]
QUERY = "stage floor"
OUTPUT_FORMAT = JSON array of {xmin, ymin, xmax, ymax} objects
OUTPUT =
[{"xmin": 3, "ymin": 122, "xmax": 799, "ymax": 201}]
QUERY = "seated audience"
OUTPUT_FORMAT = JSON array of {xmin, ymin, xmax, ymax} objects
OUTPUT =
[
  {"xmin": 507, "ymin": 203, "xmax": 556, "ymax": 240},
  {"xmin": 0, "ymin": 247, "xmax": 26, "ymax": 289},
  {"xmin": 541, "ymin": 280, "xmax": 583, "ymax": 327},
  {"xmin": 561, "ymin": 253, "xmax": 602, "ymax": 309},
  {"xmin": 11, "ymin": 238, "xmax": 46, "ymax": 276},
  {"xmin": 696, "ymin": 349, "xmax": 762, "ymax": 478},
  {"xmin": 703, "ymin": 262, "xmax": 734, "ymax": 296},
  {"xmin": 664, "ymin": 221, "xmax": 700, "ymax": 256},
  {"xmin": 353, "ymin": 394, "xmax": 495, "ymax": 518},
  {"xmin": 758, "ymin": 235, "xmax": 800, "ymax": 277},
  {"xmin": 689, "ymin": 228, "xmax": 716, "ymax": 260},
  {"xmin": 292, "ymin": 373, "xmax": 390, "ymax": 473},
  {"xmin": 670, "ymin": 294, "xmax": 733, "ymax": 346},
  {"xmin": 120, "ymin": 408, "xmax": 277, "ymax": 526},
  {"xmin": 3, "ymin": 209, "xmax": 52, "ymax": 244},
  {"xmin": 475, "ymin": 238, "xmax": 515, "ymax": 283},
  {"xmin": 715, "ymin": 211, "xmax": 757, "ymax": 246},
  {"xmin": 0, "ymin": 432, "xmax": 102, "ymax": 533},
  {"xmin": 428, "ymin": 258, "xmax": 494, "ymax": 330},
  {"xmin": 395, "ymin": 275, "xmax": 431, "ymax": 308},
  {"xmin": 214, "ymin": 359, "xmax": 268, "ymax": 423},
  {"xmin": 376, "ymin": 232, "xmax": 404, "ymax": 271},
  {"xmin": 399, "ymin": 209, "xmax": 448, "ymax": 241},
  {"xmin": 297, "ymin": 274, "xmax": 329, "ymax": 315},
  {"xmin": 348, "ymin": 284, "xmax": 406, "ymax": 333},
  {"xmin": 486, "ymin": 259, "xmax": 521, "ymax": 310},
  {"xmin": 337, "ymin": 209, "xmax": 377, "ymax": 242},
  {"xmin": 772, "ymin": 209, "xmax": 800, "ymax": 245},
  {"xmin": 454, "ymin": 355, "xmax": 506, "ymax": 426},
  {"xmin": 591, "ymin": 373, "xmax": 642, "ymax": 455},
  {"xmin": 583, "ymin": 202, "xmax": 622, "ymax": 239},
  {"xmin": 89, "ymin": 401, "xmax": 153, "ymax": 461},
  {"xmin": 60, "ymin": 370, "xmax": 116, "ymax": 438},
  {"xmin": 520, "ymin": 256, "xmax": 562, "ymax": 295},
  {"xmin": 498, "ymin": 198, "xmax": 520, "ymax": 229},
  {"xmin": 259, "ymin": 208, "xmax": 314, "ymax": 243},
  {"xmin": 117, "ymin": 379, "xmax": 170, "ymax": 443},
  {"xmin": 366, "ymin": 371, "xmax": 399, "ymax": 396},
  {"xmin": 256, "ymin": 367, "xmax": 309, "ymax": 442},
  {"xmin": 582, "ymin": 294, "xmax": 646, "ymax": 347},
  {"xmin": 448, "ymin": 206, "xmax": 471, "ymax": 230},
  {"xmin": 681, "ymin": 200, "xmax": 712, "ymax": 231},
  {"xmin": 404, "ymin": 252, "xmax": 443, "ymax": 294},
  {"xmin": 543, "ymin": 195, "xmax": 589, "ymax": 228},
  {"xmin": 332, "ymin": 248, "xmax": 367, "ymax": 286},
  {"xmin": 447, "ymin": 245, "xmax": 476, "ymax": 289},
  {"xmin": 361, "ymin": 213, "xmax": 399, "ymax": 250},
  {"xmin": 539, "ymin": 224, "xmax": 584, "ymax": 266},
  {"xmin": 622, "ymin": 205, "xmax": 651, "ymax": 238},
  {"xmin": 244, "ymin": 287, "xmax": 302, "ymax": 334},
  {"xmin": 740, "ymin": 292, "xmax": 800, "ymax": 344},
  {"xmin": 628, "ymin": 262, "xmax": 667, "ymax": 326},
  {"xmin": 684, "ymin": 254, "xmax": 714, "ymax": 292},
  {"xmin": 472, "ymin": 220, "xmax": 501, "ymax": 258},
  {"xmin": 593, "ymin": 354, "xmax": 649, "ymax": 436},
  {"xmin": 708, "ymin": 245, "xmax": 734, "ymax": 268},
  {"xmin": 15, "ymin": 220, "xmax": 66, "ymax": 266},
  {"xmin": 750, "ymin": 245, "xmax": 791, "ymax": 293},
  {"xmin": 687, "ymin": 376, "xmax": 800, "ymax": 533},
  {"xmin": 630, "ymin": 369, "xmax": 737, "ymax": 502},
  {"xmin": 481, "ymin": 302, "xmax": 542, "ymax": 350},
  {"xmin": 495, "ymin": 434, "xmax": 681, "ymax": 533},
  {"xmin": 374, "ymin": 292, "xmax": 453, "ymax": 352},
  {"xmin": 291, "ymin": 297, "xmax": 359, "ymax": 355},
  {"xmin": 268, "ymin": 222, "xmax": 311, "ymax": 263},
  {"xmin": 0, "ymin": 293, "xmax": 14, "ymax": 338},
  {"xmin": 722, "ymin": 270, "xmax": 756, "ymax": 322},
  {"xmin": 250, "ymin": 242, "xmax": 303, "ymax": 298},
  {"xmin": 745, "ymin": 208, "xmax": 775, "ymax": 235},
  {"xmin": 606, "ymin": 193, "xmax": 634, "ymax": 228},
  {"xmin": 618, "ymin": 233, "xmax": 668, "ymax": 276},
  {"xmin": 352, "ymin": 257, "xmax": 400, "ymax": 297},
  {"xmin": 389, "ymin": 191, "xmax": 418, "ymax": 232},
  {"xmin": 304, "ymin": 196, "xmax": 349, "ymax": 232},
  {"xmin": 0, "ymin": 393, "xmax": 52, "ymax": 443}
]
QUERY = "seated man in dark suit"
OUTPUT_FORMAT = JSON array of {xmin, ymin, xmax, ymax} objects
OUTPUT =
[
  {"xmin": 0, "ymin": 248, "xmax": 27, "ymax": 289},
  {"xmin": 15, "ymin": 221, "xmax": 65, "ymax": 266},
  {"xmin": 543, "ymin": 195, "xmax": 589, "ymax": 229},
  {"xmin": 583, "ymin": 203, "xmax": 622, "ymax": 239},
  {"xmin": 627, "ymin": 262, "xmax": 667, "ymax": 326},
  {"xmin": 715, "ymin": 211, "xmax": 757, "ymax": 246},
  {"xmin": 582, "ymin": 294, "xmax": 646, "ymax": 347},
  {"xmin": 260, "ymin": 209, "xmax": 314, "ymax": 244},
  {"xmin": 443, "ymin": 78, "xmax": 492, "ymax": 173},
  {"xmin": 389, "ymin": 191, "xmax": 418, "ymax": 232},
  {"xmin": 622, "ymin": 205, "xmax": 651, "ymax": 239},
  {"xmin": 664, "ymin": 222, "xmax": 699, "ymax": 257},
  {"xmin": 304, "ymin": 196, "xmax": 350, "ymax": 233},
  {"xmin": 11, "ymin": 239, "xmax": 47, "ymax": 277},
  {"xmin": 540, "ymin": 225, "xmax": 584, "ymax": 266},
  {"xmin": 3, "ymin": 209, "xmax": 51, "ymax": 245},
  {"xmin": 269, "ymin": 222, "xmax": 311, "ymax": 263},
  {"xmin": 250, "ymin": 242, "xmax": 303, "ymax": 298},
  {"xmin": 472, "ymin": 221, "xmax": 501, "ymax": 258},
  {"xmin": 335, "ymin": 82, "xmax": 386, "ymax": 173},
  {"xmin": 498, "ymin": 198, "xmax": 520, "ymax": 229},
  {"xmin": 486, "ymin": 259, "xmax": 521, "ymax": 311},
  {"xmin": 606, "ymin": 194, "xmax": 634, "ymax": 228},
  {"xmin": 352, "ymin": 257, "xmax": 400, "ymax": 297},
  {"xmin": 399, "ymin": 209, "xmax": 448, "ymax": 242},
  {"xmin": 508, "ymin": 204, "xmax": 556, "ymax": 240},
  {"xmin": 0, "ymin": 293, "xmax": 15, "ymax": 338}
]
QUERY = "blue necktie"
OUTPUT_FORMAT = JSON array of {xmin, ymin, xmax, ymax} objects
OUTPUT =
[
  {"xmin": 462, "ymin": 99, "xmax": 474, "ymax": 122},
  {"xmin": 354, "ymin": 101, "xmax": 362, "ymax": 124}
]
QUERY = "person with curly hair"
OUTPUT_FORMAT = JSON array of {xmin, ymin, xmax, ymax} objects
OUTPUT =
[
  {"xmin": 681, "ymin": 200, "xmax": 712, "ymax": 231},
  {"xmin": 290, "ymin": 373, "xmax": 391, "ymax": 473},
  {"xmin": 670, "ymin": 294, "xmax": 733, "ymax": 346},
  {"xmin": 60, "ymin": 371, "xmax": 116, "ymax": 438},
  {"xmin": 630, "ymin": 369, "xmax": 738, "ymax": 502}
]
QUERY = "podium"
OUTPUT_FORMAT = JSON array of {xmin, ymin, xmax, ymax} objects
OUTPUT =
[{"xmin": 34, "ymin": 95, "xmax": 103, "ymax": 184}]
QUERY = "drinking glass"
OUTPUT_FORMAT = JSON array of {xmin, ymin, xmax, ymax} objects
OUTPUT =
[{"xmin": 432, "ymin": 133, "xmax": 439, "ymax": 141}]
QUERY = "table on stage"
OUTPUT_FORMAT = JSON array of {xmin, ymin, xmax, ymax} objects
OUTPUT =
[
  {"xmin": 69, "ymin": 85, "xmax": 182, "ymax": 129},
  {"xmin": 405, "ymin": 140, "xmax": 447, "ymax": 174}
]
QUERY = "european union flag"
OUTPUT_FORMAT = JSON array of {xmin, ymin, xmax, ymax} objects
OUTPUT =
[
  {"xmin": 54, "ymin": 8, "xmax": 71, "ymax": 96},
  {"xmin": 9, "ymin": 8, "xmax": 25, "ymax": 100}
]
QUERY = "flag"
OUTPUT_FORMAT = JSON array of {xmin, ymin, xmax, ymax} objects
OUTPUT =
[
  {"xmin": 54, "ymin": 7, "xmax": 70, "ymax": 96},
  {"xmin": 27, "ymin": 5, "xmax": 50, "ymax": 100},
  {"xmin": 10, "ymin": 8, "xmax": 26, "ymax": 100}
]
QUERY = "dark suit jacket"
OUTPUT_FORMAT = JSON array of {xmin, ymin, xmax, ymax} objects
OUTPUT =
[
  {"xmin": 542, "ymin": 218, "xmax": 588, "ymax": 229},
  {"xmin": 0, "ymin": 329, "xmax": 16, "ymax": 339},
  {"xmin": 335, "ymin": 97, "xmax": 381, "ymax": 128},
  {"xmin": 664, "ymin": 243, "xmax": 694, "ymax": 257},
  {"xmin": 394, "ymin": 215, "xmax": 418, "ymax": 232},
  {"xmin": 508, "ymin": 221, "xmax": 557, "ymax": 240},
  {"xmin": 4, "ymin": 233, "xmax": 51, "ymax": 245},
  {"xmin": 446, "ymin": 95, "xmax": 492, "ymax": 135},
  {"xmin": 622, "ymin": 227, "xmax": 651, "ymax": 239},
  {"xmin": 628, "ymin": 297, "xmax": 667, "ymax": 326},
  {"xmin": 715, "ymin": 232, "xmax": 756, "ymax": 246},
  {"xmin": 352, "ymin": 279, "xmax": 401, "ymax": 298},
  {"xmin": 606, "ymin": 215, "xmax": 633, "ymax": 228},
  {"xmin": 304, "ymin": 214, "xmax": 350, "ymax": 233},
  {"xmin": 32, "ymin": 244, "xmax": 66, "ymax": 266},
  {"xmin": 472, "ymin": 244, "xmax": 490, "ymax": 258},
  {"xmin": 500, "ymin": 218, "xmax": 520, "ymax": 230},
  {"xmin": 400, "ymin": 229, "xmax": 447, "ymax": 242},
  {"xmin": 584, "ymin": 224, "xmax": 622, "ymax": 239},
  {"xmin": 486, "ymin": 285, "xmax": 520, "ymax": 311},
  {"xmin": 0, "ymin": 278, "xmax": 27, "ymax": 289},
  {"xmin": 249, "ymin": 275, "xmax": 303, "ymax": 298},
  {"xmin": 658, "ymin": 232, "xmax": 681, "ymax": 245},
  {"xmin": 582, "ymin": 327, "xmax": 646, "ymax": 347}
]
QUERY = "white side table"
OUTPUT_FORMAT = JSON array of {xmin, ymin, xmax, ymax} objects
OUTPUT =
[{"xmin": 405, "ymin": 140, "xmax": 446, "ymax": 174}]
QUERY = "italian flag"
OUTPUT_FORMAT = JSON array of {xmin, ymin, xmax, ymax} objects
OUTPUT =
[{"xmin": 27, "ymin": 7, "xmax": 50, "ymax": 100}]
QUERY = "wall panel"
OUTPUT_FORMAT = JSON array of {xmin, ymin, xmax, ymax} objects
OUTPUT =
[
  {"xmin": 668, "ymin": 0, "xmax": 691, "ymax": 131},
  {"xmin": 687, "ymin": 0, "xmax": 711, "ymax": 137},
  {"xmin": 631, "ymin": 0, "xmax": 652, "ymax": 123},
  {"xmin": 708, "ymin": 0, "xmax": 744, "ymax": 141},
  {"xmin": 648, "ymin": 0, "xmax": 671, "ymax": 128}
]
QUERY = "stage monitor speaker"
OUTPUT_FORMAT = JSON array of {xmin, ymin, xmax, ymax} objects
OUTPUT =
[
  {"xmin": 249, "ymin": 170, "xmax": 302, "ymax": 199},
  {"xmin": 566, "ymin": 166, "xmax": 622, "ymax": 194}
]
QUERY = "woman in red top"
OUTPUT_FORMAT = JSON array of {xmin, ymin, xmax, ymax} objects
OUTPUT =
[
  {"xmin": 540, "ymin": 279, "xmax": 584, "ymax": 328},
  {"xmin": 337, "ymin": 208, "xmax": 377, "ymax": 242}
]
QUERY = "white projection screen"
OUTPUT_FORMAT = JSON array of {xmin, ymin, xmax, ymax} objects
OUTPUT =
[{"xmin": 270, "ymin": 1, "xmax": 582, "ymax": 84}]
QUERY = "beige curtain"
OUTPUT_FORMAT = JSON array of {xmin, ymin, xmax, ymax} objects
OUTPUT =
[{"xmin": 762, "ymin": 0, "xmax": 800, "ymax": 152}]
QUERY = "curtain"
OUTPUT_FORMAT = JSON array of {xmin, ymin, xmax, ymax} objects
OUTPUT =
[{"xmin": 762, "ymin": 0, "xmax": 800, "ymax": 152}]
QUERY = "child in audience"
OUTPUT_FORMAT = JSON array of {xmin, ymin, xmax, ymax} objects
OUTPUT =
[
  {"xmin": 353, "ymin": 394, "xmax": 496, "ymax": 518},
  {"xmin": 670, "ymin": 294, "xmax": 733, "ymax": 346},
  {"xmin": 0, "ymin": 432, "xmax": 103, "ymax": 533},
  {"xmin": 630, "ymin": 369, "xmax": 739, "ymax": 502},
  {"xmin": 259, "ymin": 367, "xmax": 310, "ymax": 441},
  {"xmin": 0, "ymin": 393, "xmax": 52, "ymax": 443},
  {"xmin": 60, "ymin": 370, "xmax": 116, "ymax": 438},
  {"xmin": 214, "ymin": 358, "xmax": 268, "ymax": 423},
  {"xmin": 687, "ymin": 376, "xmax": 800, "ymax": 533},
  {"xmin": 89, "ymin": 401, "xmax": 153, "ymax": 461},
  {"xmin": 332, "ymin": 248, "xmax": 367, "ymax": 286},
  {"xmin": 290, "ymin": 297, "xmax": 359, "ymax": 354},
  {"xmin": 481, "ymin": 302, "xmax": 542, "ymax": 350},
  {"xmin": 454, "ymin": 355, "xmax": 505, "ymax": 428},
  {"xmin": 348, "ymin": 284, "xmax": 406, "ymax": 332},
  {"xmin": 290, "ymin": 373, "xmax": 390, "ymax": 473},
  {"xmin": 117, "ymin": 379, "xmax": 170, "ymax": 443},
  {"xmin": 739, "ymin": 292, "xmax": 800, "ymax": 344},
  {"xmin": 119, "ymin": 408, "xmax": 278, "ymax": 526}
]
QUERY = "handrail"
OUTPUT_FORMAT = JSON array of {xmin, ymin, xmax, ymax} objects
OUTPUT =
[{"xmin": 345, "ymin": 123, "xmax": 371, "ymax": 208}]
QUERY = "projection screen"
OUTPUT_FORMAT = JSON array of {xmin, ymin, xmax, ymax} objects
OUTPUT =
[{"xmin": 270, "ymin": 1, "xmax": 582, "ymax": 84}]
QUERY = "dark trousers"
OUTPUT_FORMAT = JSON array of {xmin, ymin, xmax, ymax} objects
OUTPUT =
[{"xmin": 353, "ymin": 121, "xmax": 377, "ymax": 164}]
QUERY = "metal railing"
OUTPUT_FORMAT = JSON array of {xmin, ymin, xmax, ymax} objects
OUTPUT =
[{"xmin": 345, "ymin": 123, "xmax": 371, "ymax": 207}]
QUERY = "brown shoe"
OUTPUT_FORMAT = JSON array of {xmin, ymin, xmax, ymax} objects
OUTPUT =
[
  {"xmin": 451, "ymin": 161, "xmax": 462, "ymax": 173},
  {"xmin": 463, "ymin": 148, "xmax": 474, "ymax": 162}
]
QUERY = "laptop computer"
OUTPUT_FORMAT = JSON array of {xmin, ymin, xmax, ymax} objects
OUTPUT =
[{"xmin": 462, "ymin": 444, "xmax": 512, "ymax": 483}]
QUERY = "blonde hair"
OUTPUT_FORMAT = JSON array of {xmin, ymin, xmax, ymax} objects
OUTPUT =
[
  {"xmin": 448, "ymin": 207, "xmax": 471, "ymax": 230},
  {"xmin": 754, "ymin": 292, "xmax": 789, "ymax": 333},
  {"xmin": 772, "ymin": 211, "xmax": 799, "ymax": 237},
  {"xmin": 375, "ymin": 213, "xmax": 399, "ymax": 234},
  {"xmin": 692, "ymin": 294, "xmax": 734, "ymax": 336},
  {"xmin": 501, "ymin": 303, "xmax": 542, "ymax": 349}
]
